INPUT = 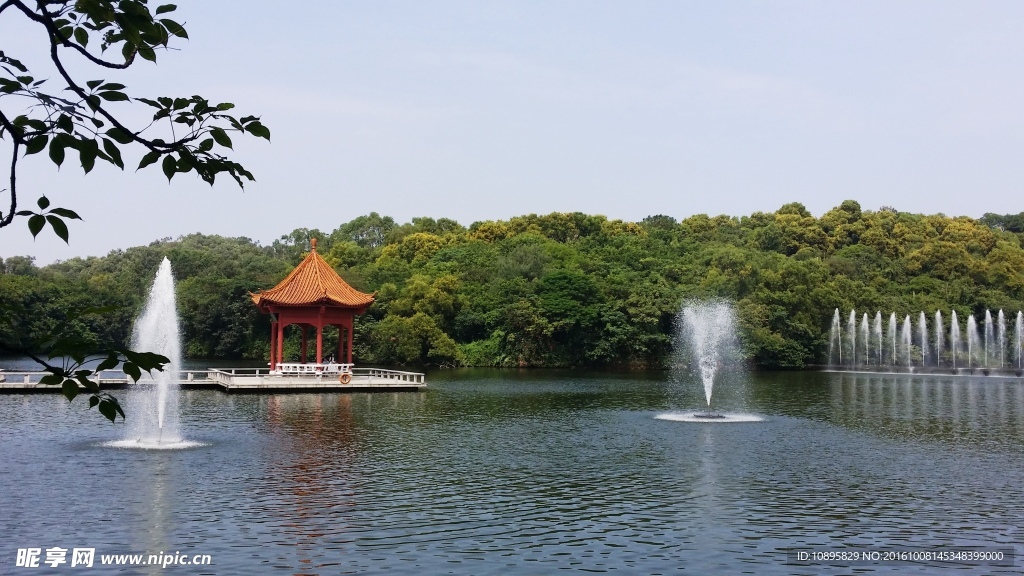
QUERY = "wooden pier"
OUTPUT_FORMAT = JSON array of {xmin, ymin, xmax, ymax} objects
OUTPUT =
[{"xmin": 0, "ymin": 367, "xmax": 426, "ymax": 393}]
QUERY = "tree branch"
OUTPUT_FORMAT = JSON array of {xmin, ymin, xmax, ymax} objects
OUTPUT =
[
  {"xmin": 0, "ymin": 129, "xmax": 18, "ymax": 228},
  {"xmin": 31, "ymin": 0, "xmax": 135, "ymax": 70}
]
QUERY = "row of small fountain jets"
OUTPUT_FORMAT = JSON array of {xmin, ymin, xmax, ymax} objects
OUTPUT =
[{"xmin": 829, "ymin": 309, "xmax": 1024, "ymax": 370}]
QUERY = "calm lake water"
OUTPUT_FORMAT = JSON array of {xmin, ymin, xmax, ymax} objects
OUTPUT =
[{"xmin": 1, "ymin": 367, "xmax": 1022, "ymax": 575}]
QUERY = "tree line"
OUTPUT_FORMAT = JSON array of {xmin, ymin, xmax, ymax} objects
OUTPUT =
[{"xmin": 4, "ymin": 202, "xmax": 1023, "ymax": 370}]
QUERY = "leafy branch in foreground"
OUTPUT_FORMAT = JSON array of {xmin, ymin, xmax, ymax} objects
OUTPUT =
[
  {"xmin": 0, "ymin": 0, "xmax": 270, "ymax": 242},
  {"xmin": 0, "ymin": 302, "xmax": 168, "ymax": 422},
  {"xmin": 0, "ymin": 1, "xmax": 265, "ymax": 421}
]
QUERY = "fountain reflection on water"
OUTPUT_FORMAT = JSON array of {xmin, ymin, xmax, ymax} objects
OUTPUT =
[
  {"xmin": 657, "ymin": 300, "xmax": 765, "ymax": 423},
  {"xmin": 106, "ymin": 258, "xmax": 202, "ymax": 449}
]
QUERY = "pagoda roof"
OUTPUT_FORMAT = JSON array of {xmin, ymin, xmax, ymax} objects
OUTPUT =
[{"xmin": 251, "ymin": 240, "xmax": 374, "ymax": 309}]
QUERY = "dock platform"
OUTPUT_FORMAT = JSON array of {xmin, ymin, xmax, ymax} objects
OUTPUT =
[{"xmin": 0, "ymin": 367, "xmax": 426, "ymax": 393}]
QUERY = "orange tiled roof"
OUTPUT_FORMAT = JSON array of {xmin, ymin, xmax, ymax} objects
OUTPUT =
[{"xmin": 251, "ymin": 242, "xmax": 374, "ymax": 309}]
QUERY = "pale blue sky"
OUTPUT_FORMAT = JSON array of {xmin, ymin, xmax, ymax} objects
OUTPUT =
[{"xmin": 3, "ymin": 1, "xmax": 1023, "ymax": 263}]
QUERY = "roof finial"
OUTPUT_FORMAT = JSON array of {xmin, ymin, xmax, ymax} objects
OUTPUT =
[{"xmin": 311, "ymin": 238, "xmax": 317, "ymax": 252}]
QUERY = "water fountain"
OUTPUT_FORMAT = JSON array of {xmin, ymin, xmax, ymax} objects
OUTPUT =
[
  {"xmin": 951, "ymin": 311, "xmax": 961, "ymax": 369},
  {"xmin": 657, "ymin": 300, "xmax": 763, "ymax": 423},
  {"xmin": 918, "ymin": 312, "xmax": 929, "ymax": 367},
  {"xmin": 108, "ymin": 258, "xmax": 198, "ymax": 449},
  {"xmin": 826, "ymin": 307, "xmax": 1024, "ymax": 376}
]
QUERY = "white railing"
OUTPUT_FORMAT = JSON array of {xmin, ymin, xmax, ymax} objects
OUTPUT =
[
  {"xmin": 0, "ymin": 370, "xmax": 216, "ymax": 385},
  {"xmin": 353, "ymin": 367, "xmax": 426, "ymax": 384},
  {"xmin": 273, "ymin": 362, "xmax": 353, "ymax": 376},
  {"xmin": 2, "ymin": 367, "xmax": 426, "ymax": 387}
]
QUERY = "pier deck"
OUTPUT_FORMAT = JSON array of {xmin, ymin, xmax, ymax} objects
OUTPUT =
[{"xmin": 0, "ymin": 367, "xmax": 426, "ymax": 393}]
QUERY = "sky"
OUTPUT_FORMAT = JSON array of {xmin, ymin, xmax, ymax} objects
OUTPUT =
[{"xmin": 2, "ymin": 0, "xmax": 1023, "ymax": 264}]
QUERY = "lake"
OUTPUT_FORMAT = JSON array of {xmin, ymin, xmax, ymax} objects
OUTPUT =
[{"xmin": 1, "ymin": 368, "xmax": 1021, "ymax": 574}]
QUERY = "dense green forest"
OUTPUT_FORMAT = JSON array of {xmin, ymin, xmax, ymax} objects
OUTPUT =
[{"xmin": 3, "ymin": 201, "xmax": 1024, "ymax": 369}]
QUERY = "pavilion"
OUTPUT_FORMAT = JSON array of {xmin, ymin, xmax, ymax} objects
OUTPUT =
[{"xmin": 251, "ymin": 239, "xmax": 374, "ymax": 371}]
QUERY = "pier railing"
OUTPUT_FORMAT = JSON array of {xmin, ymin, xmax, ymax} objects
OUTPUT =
[
  {"xmin": 0, "ymin": 370, "xmax": 215, "ymax": 386},
  {"xmin": 207, "ymin": 367, "xmax": 425, "ymax": 385},
  {"xmin": 1, "ymin": 367, "xmax": 426, "ymax": 390}
]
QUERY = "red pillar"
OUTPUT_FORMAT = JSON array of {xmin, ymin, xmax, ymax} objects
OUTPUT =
[
  {"xmin": 300, "ymin": 325, "xmax": 308, "ymax": 364},
  {"xmin": 346, "ymin": 318, "xmax": 354, "ymax": 364},
  {"xmin": 276, "ymin": 320, "xmax": 285, "ymax": 367},
  {"xmin": 337, "ymin": 325, "xmax": 345, "ymax": 364},
  {"xmin": 316, "ymin": 308, "xmax": 324, "ymax": 364},
  {"xmin": 316, "ymin": 324, "xmax": 323, "ymax": 364},
  {"xmin": 269, "ymin": 321, "xmax": 277, "ymax": 370}
]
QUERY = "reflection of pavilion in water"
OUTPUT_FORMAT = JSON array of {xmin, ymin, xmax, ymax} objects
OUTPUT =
[
  {"xmin": 259, "ymin": 392, "xmax": 425, "ymax": 567},
  {"xmin": 830, "ymin": 374, "xmax": 1024, "ymax": 444}
]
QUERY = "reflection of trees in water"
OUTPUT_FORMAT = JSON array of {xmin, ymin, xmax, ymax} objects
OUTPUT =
[{"xmin": 828, "ymin": 375, "xmax": 1024, "ymax": 447}]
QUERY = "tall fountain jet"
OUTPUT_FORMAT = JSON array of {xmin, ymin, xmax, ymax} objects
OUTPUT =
[
  {"xmin": 967, "ymin": 315, "xmax": 979, "ymax": 369},
  {"xmin": 659, "ymin": 300, "xmax": 762, "ymax": 423},
  {"xmin": 1017, "ymin": 311, "xmax": 1023, "ymax": 369},
  {"xmin": 847, "ymin": 310, "xmax": 858, "ymax": 367},
  {"xmin": 984, "ymin": 310, "xmax": 994, "ymax": 368},
  {"xmin": 860, "ymin": 313, "xmax": 870, "ymax": 367},
  {"xmin": 120, "ymin": 258, "xmax": 186, "ymax": 447},
  {"xmin": 887, "ymin": 313, "xmax": 897, "ymax": 366},
  {"xmin": 951, "ymin": 311, "xmax": 961, "ymax": 369},
  {"xmin": 873, "ymin": 312, "xmax": 883, "ymax": 367},
  {"xmin": 918, "ymin": 312, "xmax": 929, "ymax": 367},
  {"xmin": 680, "ymin": 300, "xmax": 737, "ymax": 411},
  {"xmin": 997, "ymin": 310, "xmax": 1006, "ymax": 368},
  {"xmin": 829, "ymin": 309, "xmax": 842, "ymax": 366}
]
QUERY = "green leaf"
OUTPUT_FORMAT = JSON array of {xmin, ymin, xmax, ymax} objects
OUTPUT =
[
  {"xmin": 161, "ymin": 154, "xmax": 176, "ymax": 181},
  {"xmin": 80, "ymin": 146, "xmax": 97, "ymax": 174},
  {"xmin": 138, "ymin": 150, "xmax": 161, "ymax": 170},
  {"xmin": 99, "ymin": 91, "xmax": 130, "ymax": 101},
  {"xmin": 138, "ymin": 46, "xmax": 156, "ymax": 62},
  {"xmin": 37, "ymin": 196, "xmax": 50, "ymax": 210},
  {"xmin": 210, "ymin": 127, "xmax": 232, "ymax": 149},
  {"xmin": 102, "ymin": 138, "xmax": 124, "ymax": 169},
  {"xmin": 62, "ymin": 380, "xmax": 79, "ymax": 401},
  {"xmin": 25, "ymin": 135, "xmax": 48, "ymax": 155},
  {"xmin": 46, "ymin": 215, "xmax": 70, "ymax": 243},
  {"xmin": 106, "ymin": 127, "xmax": 134, "ymax": 144},
  {"xmin": 39, "ymin": 374, "xmax": 64, "ymax": 385},
  {"xmin": 28, "ymin": 214, "xmax": 45, "ymax": 238},
  {"xmin": 77, "ymin": 375, "xmax": 99, "ymax": 393},
  {"xmin": 122, "ymin": 362, "xmax": 142, "ymax": 382},
  {"xmin": 48, "ymin": 207, "xmax": 81, "ymax": 220},
  {"xmin": 155, "ymin": 4, "xmax": 177, "ymax": 14},
  {"xmin": 57, "ymin": 114, "xmax": 73, "ymax": 133},
  {"xmin": 121, "ymin": 42, "xmax": 135, "ymax": 64},
  {"xmin": 74, "ymin": 27, "xmax": 89, "ymax": 47},
  {"xmin": 246, "ymin": 122, "xmax": 271, "ymax": 140},
  {"xmin": 88, "ymin": 396, "xmax": 100, "ymax": 408},
  {"xmin": 86, "ymin": 79, "xmax": 103, "ymax": 90},
  {"xmin": 95, "ymin": 353, "xmax": 119, "ymax": 372},
  {"xmin": 98, "ymin": 399, "xmax": 117, "ymax": 422},
  {"xmin": 98, "ymin": 83, "xmax": 126, "ymax": 91},
  {"xmin": 160, "ymin": 19, "xmax": 188, "ymax": 39},
  {"xmin": 120, "ymin": 350, "xmax": 169, "ymax": 371}
]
